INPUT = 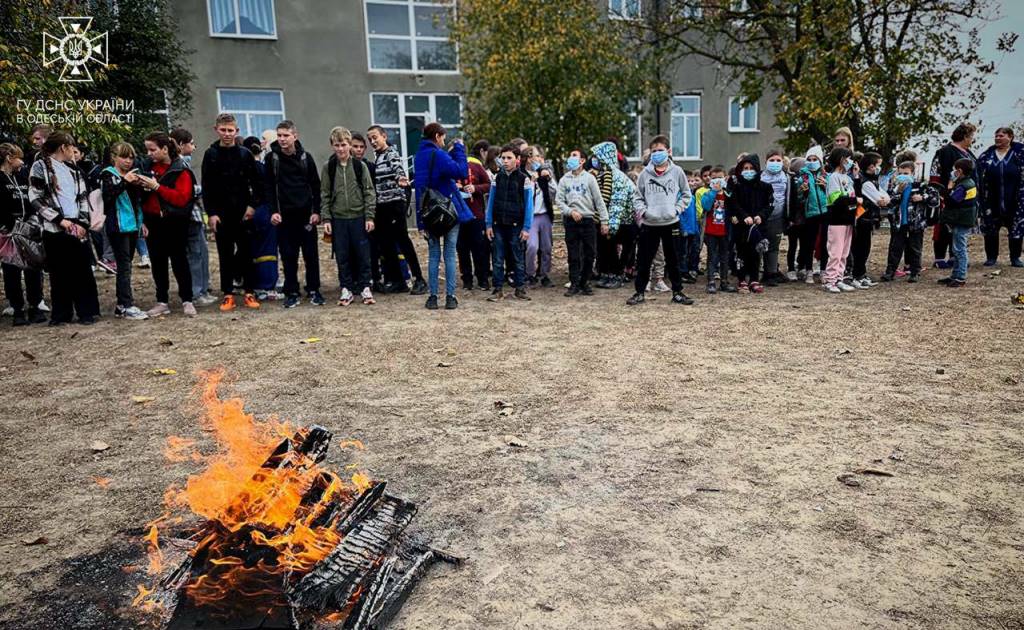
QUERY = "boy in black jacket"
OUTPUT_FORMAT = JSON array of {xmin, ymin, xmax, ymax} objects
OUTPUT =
[
  {"xmin": 201, "ymin": 113, "xmax": 264, "ymax": 311},
  {"xmin": 264, "ymin": 120, "xmax": 323, "ymax": 308},
  {"xmin": 486, "ymin": 144, "xmax": 533, "ymax": 302},
  {"xmin": 881, "ymin": 161, "xmax": 940, "ymax": 282}
]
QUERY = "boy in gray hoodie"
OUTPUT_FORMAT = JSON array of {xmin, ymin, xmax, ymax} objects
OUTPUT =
[
  {"xmin": 556, "ymin": 148, "xmax": 608, "ymax": 295},
  {"xmin": 628, "ymin": 135, "xmax": 694, "ymax": 305}
]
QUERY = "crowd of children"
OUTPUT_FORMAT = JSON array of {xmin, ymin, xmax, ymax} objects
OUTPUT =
[{"xmin": 2, "ymin": 119, "xmax": 1017, "ymax": 324}]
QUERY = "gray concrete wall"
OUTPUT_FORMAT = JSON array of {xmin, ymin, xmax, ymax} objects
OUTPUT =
[
  {"xmin": 171, "ymin": 0, "xmax": 459, "ymax": 170},
  {"xmin": 171, "ymin": 0, "xmax": 783, "ymax": 174},
  {"xmin": 650, "ymin": 58, "xmax": 784, "ymax": 171}
]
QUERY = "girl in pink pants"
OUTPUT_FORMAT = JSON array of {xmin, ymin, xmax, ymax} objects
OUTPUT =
[{"xmin": 822, "ymin": 147, "xmax": 861, "ymax": 293}]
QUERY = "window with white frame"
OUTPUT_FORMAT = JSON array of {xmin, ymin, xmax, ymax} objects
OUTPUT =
[
  {"xmin": 364, "ymin": 1, "xmax": 457, "ymax": 72},
  {"xmin": 370, "ymin": 93, "xmax": 462, "ymax": 164},
  {"xmin": 208, "ymin": 0, "xmax": 277, "ymax": 38},
  {"xmin": 626, "ymin": 102, "xmax": 643, "ymax": 159},
  {"xmin": 729, "ymin": 97, "xmax": 758, "ymax": 132},
  {"xmin": 216, "ymin": 89, "xmax": 285, "ymax": 138},
  {"xmin": 609, "ymin": 0, "xmax": 640, "ymax": 19},
  {"xmin": 670, "ymin": 95, "xmax": 701, "ymax": 160}
]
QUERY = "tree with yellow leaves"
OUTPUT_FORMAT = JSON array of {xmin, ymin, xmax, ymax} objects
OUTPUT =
[{"xmin": 451, "ymin": 0, "xmax": 665, "ymax": 164}]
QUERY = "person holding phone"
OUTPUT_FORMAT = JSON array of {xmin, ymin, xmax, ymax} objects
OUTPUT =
[{"xmin": 100, "ymin": 142, "xmax": 149, "ymax": 320}]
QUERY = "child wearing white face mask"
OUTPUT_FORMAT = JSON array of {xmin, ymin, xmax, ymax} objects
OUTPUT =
[
  {"xmin": 794, "ymin": 146, "xmax": 829, "ymax": 284},
  {"xmin": 702, "ymin": 166, "xmax": 736, "ymax": 293}
]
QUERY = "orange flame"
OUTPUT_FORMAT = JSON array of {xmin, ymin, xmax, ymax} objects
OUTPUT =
[
  {"xmin": 143, "ymin": 524, "xmax": 163, "ymax": 575},
  {"xmin": 134, "ymin": 369, "xmax": 372, "ymax": 617}
]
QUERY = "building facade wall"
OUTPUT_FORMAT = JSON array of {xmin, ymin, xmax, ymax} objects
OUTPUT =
[{"xmin": 172, "ymin": 0, "xmax": 783, "ymax": 173}]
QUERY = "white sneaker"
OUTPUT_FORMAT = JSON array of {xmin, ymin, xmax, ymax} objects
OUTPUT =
[
  {"xmin": 360, "ymin": 287, "xmax": 376, "ymax": 305},
  {"xmin": 823, "ymin": 283, "xmax": 841, "ymax": 294},
  {"xmin": 196, "ymin": 293, "xmax": 219, "ymax": 306},
  {"xmin": 136, "ymin": 255, "xmax": 151, "ymax": 269},
  {"xmin": 147, "ymin": 302, "xmax": 171, "ymax": 317},
  {"xmin": 564, "ymin": 281, "xmax": 572, "ymax": 289},
  {"xmin": 653, "ymin": 279, "xmax": 670, "ymax": 293},
  {"xmin": 837, "ymin": 281, "xmax": 856, "ymax": 292},
  {"xmin": 117, "ymin": 306, "xmax": 149, "ymax": 320},
  {"xmin": 338, "ymin": 288, "xmax": 354, "ymax": 305},
  {"xmin": 804, "ymin": 273, "xmax": 815, "ymax": 285},
  {"xmin": 786, "ymin": 270, "xmax": 798, "ymax": 282},
  {"xmin": 849, "ymin": 278, "xmax": 864, "ymax": 289},
  {"xmin": 182, "ymin": 302, "xmax": 197, "ymax": 317},
  {"xmin": 37, "ymin": 300, "xmax": 50, "ymax": 312},
  {"xmin": 812, "ymin": 265, "xmax": 821, "ymax": 277},
  {"xmin": 1, "ymin": 306, "xmax": 12, "ymax": 317},
  {"xmin": 860, "ymin": 276, "xmax": 877, "ymax": 287}
]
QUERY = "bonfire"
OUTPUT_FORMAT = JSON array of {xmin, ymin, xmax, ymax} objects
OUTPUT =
[{"xmin": 133, "ymin": 370, "xmax": 457, "ymax": 630}]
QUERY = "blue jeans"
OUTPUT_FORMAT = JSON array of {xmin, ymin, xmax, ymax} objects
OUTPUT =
[
  {"xmin": 428, "ymin": 223, "xmax": 459, "ymax": 297},
  {"xmin": 951, "ymin": 225, "xmax": 970, "ymax": 280},
  {"xmin": 491, "ymin": 223, "xmax": 525, "ymax": 290},
  {"xmin": 187, "ymin": 221, "xmax": 210, "ymax": 298}
]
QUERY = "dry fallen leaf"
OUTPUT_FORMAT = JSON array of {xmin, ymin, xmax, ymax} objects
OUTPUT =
[
  {"xmin": 301, "ymin": 337, "xmax": 323, "ymax": 344},
  {"xmin": 437, "ymin": 361, "xmax": 453, "ymax": 368},
  {"xmin": 21, "ymin": 536, "xmax": 48, "ymax": 546},
  {"xmin": 506, "ymin": 435, "xmax": 528, "ymax": 448},
  {"xmin": 499, "ymin": 407, "xmax": 515, "ymax": 417},
  {"xmin": 93, "ymin": 476, "xmax": 112, "ymax": 488},
  {"xmin": 853, "ymin": 468, "xmax": 895, "ymax": 477},
  {"xmin": 151, "ymin": 368, "xmax": 177, "ymax": 376},
  {"xmin": 158, "ymin": 337, "xmax": 174, "ymax": 346},
  {"xmin": 90, "ymin": 440, "xmax": 110, "ymax": 452},
  {"xmin": 131, "ymin": 396, "xmax": 155, "ymax": 404},
  {"xmin": 209, "ymin": 341, "xmax": 225, "ymax": 348},
  {"xmin": 20, "ymin": 350, "xmax": 36, "ymax": 361}
]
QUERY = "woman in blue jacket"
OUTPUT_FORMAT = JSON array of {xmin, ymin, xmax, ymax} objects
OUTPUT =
[
  {"xmin": 413, "ymin": 122, "xmax": 472, "ymax": 310},
  {"xmin": 976, "ymin": 126, "xmax": 1024, "ymax": 267}
]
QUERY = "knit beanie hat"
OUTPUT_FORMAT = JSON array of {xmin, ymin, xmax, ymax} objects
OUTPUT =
[{"xmin": 806, "ymin": 145, "xmax": 824, "ymax": 161}]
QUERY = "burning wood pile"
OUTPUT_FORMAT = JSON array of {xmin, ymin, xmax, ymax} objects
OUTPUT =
[{"xmin": 133, "ymin": 371, "xmax": 457, "ymax": 629}]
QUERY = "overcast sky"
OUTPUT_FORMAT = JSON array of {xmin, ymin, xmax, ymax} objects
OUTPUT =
[{"xmin": 921, "ymin": 0, "xmax": 1022, "ymax": 155}]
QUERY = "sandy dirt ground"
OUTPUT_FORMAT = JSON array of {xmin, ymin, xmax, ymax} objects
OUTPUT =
[{"xmin": 1, "ymin": 233, "xmax": 1023, "ymax": 630}]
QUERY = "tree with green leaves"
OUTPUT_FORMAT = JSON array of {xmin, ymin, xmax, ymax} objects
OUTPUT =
[
  {"xmin": 450, "ymin": 0, "xmax": 665, "ymax": 163},
  {"xmin": 0, "ymin": 0, "xmax": 193, "ymax": 154},
  {"xmin": 637, "ymin": 0, "xmax": 1017, "ymax": 159}
]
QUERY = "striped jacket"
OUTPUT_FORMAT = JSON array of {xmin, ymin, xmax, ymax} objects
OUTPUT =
[{"xmin": 372, "ymin": 144, "xmax": 407, "ymax": 205}]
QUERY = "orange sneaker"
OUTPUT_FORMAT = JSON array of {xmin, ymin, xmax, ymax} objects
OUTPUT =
[
  {"xmin": 243, "ymin": 293, "xmax": 261, "ymax": 309},
  {"xmin": 219, "ymin": 295, "xmax": 236, "ymax": 312}
]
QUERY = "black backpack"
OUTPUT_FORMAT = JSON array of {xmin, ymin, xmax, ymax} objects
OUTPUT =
[{"xmin": 420, "ymin": 150, "xmax": 458, "ymax": 237}]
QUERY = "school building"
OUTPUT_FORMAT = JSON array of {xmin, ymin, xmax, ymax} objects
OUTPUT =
[{"xmin": 170, "ymin": 0, "xmax": 781, "ymax": 168}]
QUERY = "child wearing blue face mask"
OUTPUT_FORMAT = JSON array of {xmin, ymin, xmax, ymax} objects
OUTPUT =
[
  {"xmin": 882, "ymin": 161, "xmax": 940, "ymax": 282},
  {"xmin": 759, "ymin": 150, "xmax": 794, "ymax": 286},
  {"xmin": 556, "ymin": 148, "xmax": 608, "ymax": 295},
  {"xmin": 725, "ymin": 155, "xmax": 773, "ymax": 293},
  {"xmin": 822, "ymin": 147, "xmax": 860, "ymax": 293},
  {"xmin": 627, "ymin": 135, "xmax": 694, "ymax": 305}
]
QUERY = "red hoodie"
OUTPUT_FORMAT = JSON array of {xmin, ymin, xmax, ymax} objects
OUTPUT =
[
  {"xmin": 142, "ymin": 160, "xmax": 193, "ymax": 216},
  {"xmin": 462, "ymin": 158, "xmax": 491, "ymax": 221}
]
